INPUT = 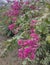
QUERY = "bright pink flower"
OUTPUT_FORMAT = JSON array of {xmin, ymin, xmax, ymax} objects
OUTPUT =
[
  {"xmin": 18, "ymin": 48, "xmax": 23, "ymax": 53},
  {"xmin": 12, "ymin": 10, "xmax": 20, "ymax": 16},
  {"xmin": 23, "ymin": 47, "xmax": 31, "ymax": 58},
  {"xmin": 30, "ymin": 29, "xmax": 35, "ymax": 33},
  {"xmin": 23, "ymin": 40, "xmax": 28, "ymax": 46},
  {"xmin": 33, "ymin": 44, "xmax": 39, "ymax": 48},
  {"xmin": 18, "ymin": 52, "xmax": 24, "ymax": 59},
  {"xmin": 7, "ymin": 1, "xmax": 21, "ymax": 17},
  {"xmin": 18, "ymin": 48, "xmax": 24, "ymax": 59},
  {"xmin": 30, "ymin": 33, "xmax": 37, "ymax": 37},
  {"xmin": 11, "ymin": 2, "xmax": 21, "ymax": 10},
  {"xmin": 23, "ymin": 39, "xmax": 33, "ymax": 46},
  {"xmin": 18, "ymin": 37, "xmax": 40, "ymax": 59},
  {"xmin": 30, "ymin": 20, "xmax": 38, "ymax": 26},
  {"xmin": 29, "ymin": 53, "xmax": 35, "ymax": 60},
  {"xmin": 27, "ymin": 39, "xmax": 33, "ymax": 46},
  {"xmin": 24, "ymin": 47, "xmax": 32, "ymax": 53},
  {"xmin": 18, "ymin": 46, "xmax": 37, "ymax": 59},
  {"xmin": 32, "ymin": 48, "xmax": 37, "ymax": 53},
  {"xmin": 30, "ymin": 33, "xmax": 39, "ymax": 41},
  {"xmin": 8, "ymin": 23, "xmax": 15, "ymax": 31},
  {"xmin": 18, "ymin": 39, "xmax": 23, "ymax": 46},
  {"xmin": 32, "ymin": 20, "xmax": 38, "ymax": 24}
]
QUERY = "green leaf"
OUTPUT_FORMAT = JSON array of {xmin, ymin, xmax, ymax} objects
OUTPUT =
[
  {"xmin": 46, "ymin": 35, "xmax": 50, "ymax": 43},
  {"xmin": 22, "ymin": 60, "xmax": 27, "ymax": 65}
]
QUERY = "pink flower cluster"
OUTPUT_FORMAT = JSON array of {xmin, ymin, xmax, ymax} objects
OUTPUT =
[
  {"xmin": 11, "ymin": 1, "xmax": 21, "ymax": 10},
  {"xmin": 18, "ymin": 37, "xmax": 39, "ymax": 60},
  {"xmin": 18, "ymin": 20, "xmax": 40, "ymax": 60},
  {"xmin": 30, "ymin": 20, "xmax": 38, "ymax": 27},
  {"xmin": 30, "ymin": 33, "xmax": 40, "ymax": 42},
  {"xmin": 7, "ymin": 1, "xmax": 21, "ymax": 17},
  {"xmin": 8, "ymin": 23, "xmax": 15, "ymax": 31}
]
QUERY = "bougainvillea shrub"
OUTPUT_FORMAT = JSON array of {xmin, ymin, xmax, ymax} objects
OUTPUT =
[{"xmin": 0, "ymin": 0, "xmax": 50, "ymax": 65}]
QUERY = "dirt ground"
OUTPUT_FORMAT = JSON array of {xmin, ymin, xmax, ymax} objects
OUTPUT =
[{"xmin": 0, "ymin": 35, "xmax": 22, "ymax": 65}]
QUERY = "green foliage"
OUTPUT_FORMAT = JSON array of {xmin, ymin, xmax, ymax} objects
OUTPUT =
[
  {"xmin": 46, "ymin": 35, "xmax": 50, "ymax": 43},
  {"xmin": 0, "ymin": 0, "xmax": 50, "ymax": 65}
]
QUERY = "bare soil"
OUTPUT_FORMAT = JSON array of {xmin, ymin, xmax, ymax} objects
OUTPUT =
[{"xmin": 0, "ymin": 35, "xmax": 22, "ymax": 65}]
